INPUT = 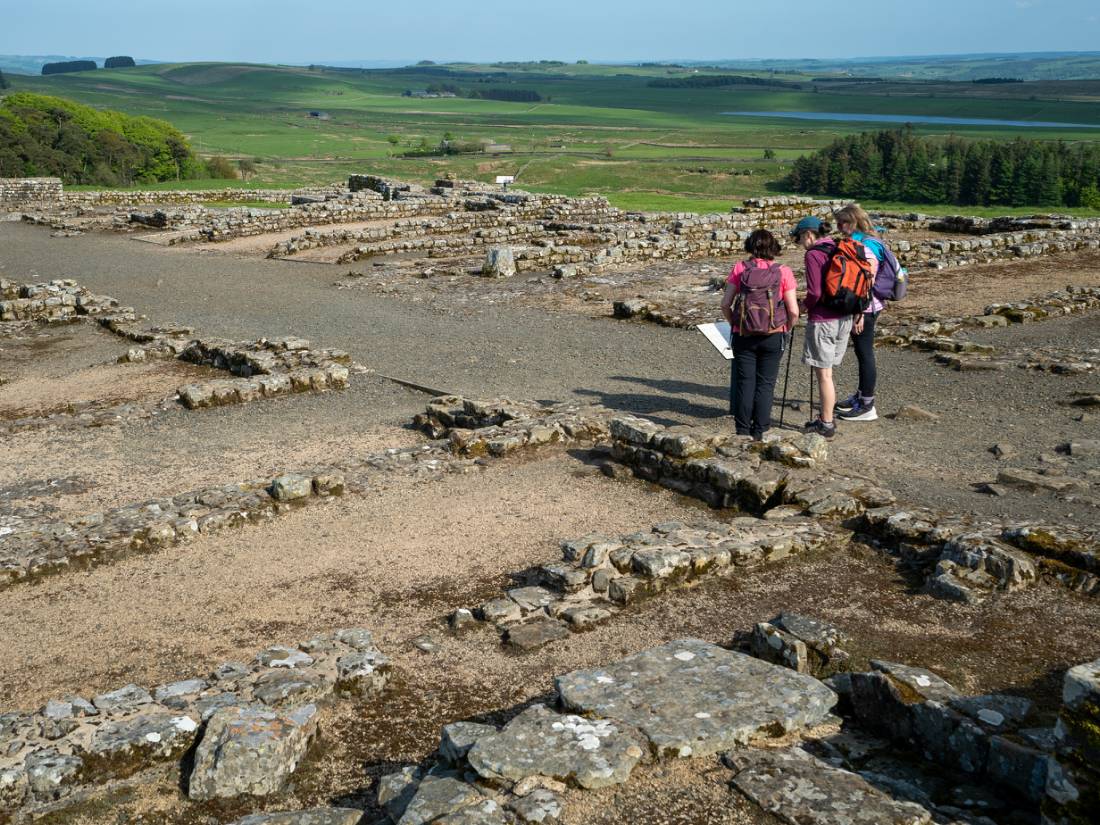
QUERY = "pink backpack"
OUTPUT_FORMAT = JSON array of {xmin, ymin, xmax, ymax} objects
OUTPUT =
[{"xmin": 733, "ymin": 260, "xmax": 789, "ymax": 334}]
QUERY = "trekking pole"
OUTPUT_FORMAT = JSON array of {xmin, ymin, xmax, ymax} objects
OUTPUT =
[
  {"xmin": 778, "ymin": 328, "xmax": 794, "ymax": 428},
  {"xmin": 727, "ymin": 324, "xmax": 737, "ymax": 417},
  {"xmin": 808, "ymin": 344, "xmax": 814, "ymax": 423}
]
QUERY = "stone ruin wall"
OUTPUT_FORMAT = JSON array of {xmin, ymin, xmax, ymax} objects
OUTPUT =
[
  {"xmin": 9, "ymin": 175, "xmax": 1100, "ymax": 278},
  {"xmin": 0, "ymin": 177, "xmax": 63, "ymax": 210},
  {"xmin": 62, "ymin": 188, "xmax": 300, "ymax": 207}
]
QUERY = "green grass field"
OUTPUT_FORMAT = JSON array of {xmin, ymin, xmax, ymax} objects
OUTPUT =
[{"xmin": 7, "ymin": 60, "xmax": 1100, "ymax": 213}]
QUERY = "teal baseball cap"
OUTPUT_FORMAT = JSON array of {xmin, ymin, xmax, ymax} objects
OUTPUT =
[{"xmin": 790, "ymin": 216, "xmax": 824, "ymax": 238}]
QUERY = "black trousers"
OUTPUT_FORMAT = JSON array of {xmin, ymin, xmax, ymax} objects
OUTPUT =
[
  {"xmin": 851, "ymin": 311, "xmax": 880, "ymax": 397},
  {"xmin": 731, "ymin": 331, "xmax": 786, "ymax": 437}
]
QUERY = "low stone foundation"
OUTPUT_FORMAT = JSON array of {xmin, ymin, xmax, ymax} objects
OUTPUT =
[
  {"xmin": 454, "ymin": 517, "xmax": 840, "ymax": 653},
  {"xmin": 0, "ymin": 278, "xmax": 352, "ymax": 428},
  {"xmin": 861, "ymin": 506, "xmax": 1100, "ymax": 602},
  {"xmin": 0, "ymin": 629, "xmax": 387, "ymax": 817}
]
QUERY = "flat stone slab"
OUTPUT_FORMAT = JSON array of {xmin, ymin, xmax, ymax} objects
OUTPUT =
[
  {"xmin": 467, "ymin": 704, "xmax": 645, "ymax": 790},
  {"xmin": 505, "ymin": 619, "xmax": 570, "ymax": 652},
  {"xmin": 231, "ymin": 810, "xmax": 363, "ymax": 825},
  {"xmin": 556, "ymin": 639, "xmax": 837, "ymax": 758},
  {"xmin": 398, "ymin": 774, "xmax": 484, "ymax": 825},
  {"xmin": 188, "ymin": 704, "xmax": 318, "ymax": 800},
  {"xmin": 727, "ymin": 746, "xmax": 932, "ymax": 824}
]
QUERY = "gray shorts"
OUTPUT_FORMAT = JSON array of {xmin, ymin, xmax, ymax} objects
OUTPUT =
[{"xmin": 802, "ymin": 317, "xmax": 853, "ymax": 369}]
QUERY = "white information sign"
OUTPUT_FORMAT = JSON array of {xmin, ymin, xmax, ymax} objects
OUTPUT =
[
  {"xmin": 696, "ymin": 321, "xmax": 733, "ymax": 360},
  {"xmin": 495, "ymin": 175, "xmax": 515, "ymax": 185}
]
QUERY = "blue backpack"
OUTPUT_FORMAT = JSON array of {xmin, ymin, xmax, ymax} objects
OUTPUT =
[{"xmin": 863, "ymin": 236, "xmax": 908, "ymax": 302}]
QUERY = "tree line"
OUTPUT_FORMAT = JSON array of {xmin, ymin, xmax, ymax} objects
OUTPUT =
[
  {"xmin": 785, "ymin": 128, "xmax": 1100, "ymax": 209},
  {"xmin": 648, "ymin": 74, "xmax": 798, "ymax": 89},
  {"xmin": 0, "ymin": 92, "xmax": 217, "ymax": 185},
  {"xmin": 401, "ymin": 84, "xmax": 542, "ymax": 102},
  {"xmin": 41, "ymin": 56, "xmax": 135, "ymax": 75}
]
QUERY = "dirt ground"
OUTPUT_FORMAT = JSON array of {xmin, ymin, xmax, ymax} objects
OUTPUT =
[
  {"xmin": 0, "ymin": 324, "xmax": 212, "ymax": 421},
  {"xmin": 2, "ymin": 218, "xmax": 1099, "ymax": 825},
  {"xmin": 17, "ymin": 445, "xmax": 1097, "ymax": 824}
]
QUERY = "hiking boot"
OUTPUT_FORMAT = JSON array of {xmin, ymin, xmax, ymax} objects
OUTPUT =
[
  {"xmin": 835, "ymin": 392, "xmax": 859, "ymax": 413},
  {"xmin": 837, "ymin": 398, "xmax": 879, "ymax": 422},
  {"xmin": 804, "ymin": 418, "xmax": 837, "ymax": 439}
]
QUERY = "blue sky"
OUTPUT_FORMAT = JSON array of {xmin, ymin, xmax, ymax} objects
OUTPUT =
[{"xmin": 1, "ymin": 0, "xmax": 1098, "ymax": 64}]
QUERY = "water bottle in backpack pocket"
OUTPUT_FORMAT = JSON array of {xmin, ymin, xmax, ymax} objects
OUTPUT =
[{"xmin": 733, "ymin": 260, "xmax": 789, "ymax": 335}]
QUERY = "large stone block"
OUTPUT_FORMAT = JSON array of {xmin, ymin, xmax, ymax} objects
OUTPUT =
[
  {"xmin": 188, "ymin": 704, "xmax": 318, "ymax": 800},
  {"xmin": 80, "ymin": 711, "xmax": 199, "ymax": 778},
  {"xmin": 727, "ymin": 746, "xmax": 931, "ymax": 824}
]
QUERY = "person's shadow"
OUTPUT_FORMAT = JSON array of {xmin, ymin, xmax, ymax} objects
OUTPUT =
[
  {"xmin": 572, "ymin": 372, "xmax": 808, "ymax": 428},
  {"xmin": 573, "ymin": 374, "xmax": 730, "ymax": 426}
]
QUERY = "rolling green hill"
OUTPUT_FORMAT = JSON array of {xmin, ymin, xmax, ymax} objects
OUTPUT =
[{"xmin": 5, "ymin": 60, "xmax": 1100, "ymax": 213}]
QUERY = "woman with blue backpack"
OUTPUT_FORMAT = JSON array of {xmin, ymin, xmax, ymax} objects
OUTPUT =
[
  {"xmin": 832, "ymin": 204, "xmax": 907, "ymax": 423},
  {"xmin": 720, "ymin": 229, "xmax": 800, "ymax": 440}
]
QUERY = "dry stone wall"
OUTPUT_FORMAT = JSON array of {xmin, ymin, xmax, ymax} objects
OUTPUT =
[
  {"xmin": 879, "ymin": 285, "xmax": 1100, "ymax": 372},
  {"xmin": 0, "ymin": 177, "xmax": 63, "ymax": 210},
  {"xmin": 21, "ymin": 174, "xmax": 1100, "ymax": 291},
  {"xmin": 605, "ymin": 414, "xmax": 895, "ymax": 517},
  {"xmin": 62, "ymin": 188, "xmax": 299, "ymax": 207}
]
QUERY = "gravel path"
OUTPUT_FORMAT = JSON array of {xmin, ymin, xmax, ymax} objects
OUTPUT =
[{"xmin": 4, "ymin": 221, "xmax": 1095, "ymax": 524}]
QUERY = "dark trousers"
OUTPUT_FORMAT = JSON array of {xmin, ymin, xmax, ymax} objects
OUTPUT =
[
  {"xmin": 731, "ymin": 331, "xmax": 785, "ymax": 437},
  {"xmin": 851, "ymin": 311, "xmax": 880, "ymax": 397}
]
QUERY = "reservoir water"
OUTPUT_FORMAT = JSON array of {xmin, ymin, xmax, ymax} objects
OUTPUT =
[{"xmin": 722, "ymin": 111, "xmax": 1100, "ymax": 129}]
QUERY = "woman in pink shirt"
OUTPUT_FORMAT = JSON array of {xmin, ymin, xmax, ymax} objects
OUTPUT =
[{"xmin": 720, "ymin": 229, "xmax": 799, "ymax": 440}]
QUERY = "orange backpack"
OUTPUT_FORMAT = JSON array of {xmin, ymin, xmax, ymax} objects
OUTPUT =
[{"xmin": 822, "ymin": 238, "xmax": 874, "ymax": 315}]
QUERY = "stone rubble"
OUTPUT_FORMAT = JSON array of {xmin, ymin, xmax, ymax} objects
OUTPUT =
[
  {"xmin": 556, "ymin": 640, "xmax": 837, "ymax": 758},
  {"xmin": 860, "ymin": 506, "xmax": 1100, "ymax": 602},
  {"xmin": 229, "ymin": 810, "xmax": 363, "ymax": 825},
  {"xmin": 188, "ymin": 703, "xmax": 319, "ymax": 800},
  {"xmin": 0, "ymin": 628, "xmax": 387, "ymax": 817}
]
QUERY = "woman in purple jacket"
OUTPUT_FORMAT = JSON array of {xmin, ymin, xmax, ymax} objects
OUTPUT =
[{"xmin": 789, "ymin": 216, "xmax": 852, "ymax": 439}]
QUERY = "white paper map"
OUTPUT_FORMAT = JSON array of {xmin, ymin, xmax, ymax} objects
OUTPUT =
[{"xmin": 696, "ymin": 321, "xmax": 733, "ymax": 360}]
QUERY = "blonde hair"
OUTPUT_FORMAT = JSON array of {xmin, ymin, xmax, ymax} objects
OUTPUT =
[{"xmin": 833, "ymin": 204, "xmax": 876, "ymax": 236}]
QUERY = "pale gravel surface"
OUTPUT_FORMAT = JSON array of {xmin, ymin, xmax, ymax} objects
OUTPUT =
[
  {"xmin": 0, "ymin": 452, "xmax": 711, "ymax": 710},
  {"xmin": 0, "ymin": 358, "xmax": 202, "ymax": 419},
  {"xmin": 0, "ymin": 377, "xmax": 425, "ymax": 517}
]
